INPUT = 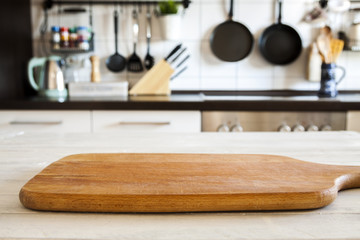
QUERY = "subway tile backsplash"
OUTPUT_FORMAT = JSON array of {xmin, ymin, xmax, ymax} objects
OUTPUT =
[{"xmin": 31, "ymin": 0, "xmax": 360, "ymax": 91}]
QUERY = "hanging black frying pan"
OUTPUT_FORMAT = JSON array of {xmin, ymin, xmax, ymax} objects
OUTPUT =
[
  {"xmin": 259, "ymin": 0, "xmax": 302, "ymax": 65},
  {"xmin": 210, "ymin": 0, "xmax": 254, "ymax": 62}
]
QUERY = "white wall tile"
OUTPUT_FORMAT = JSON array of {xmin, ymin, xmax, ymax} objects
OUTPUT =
[
  {"xmin": 236, "ymin": 77, "xmax": 273, "ymax": 90},
  {"xmin": 273, "ymin": 49, "xmax": 308, "ymax": 85},
  {"xmin": 346, "ymin": 52, "xmax": 360, "ymax": 78},
  {"xmin": 181, "ymin": 2, "xmax": 201, "ymax": 40},
  {"xmin": 200, "ymin": 2, "xmax": 229, "ymax": 40},
  {"xmin": 201, "ymin": 77, "xmax": 237, "ymax": 90},
  {"xmin": 237, "ymin": 41, "xmax": 273, "ymax": 78},
  {"xmin": 170, "ymin": 77, "xmax": 201, "ymax": 90},
  {"xmin": 237, "ymin": 1, "xmax": 273, "ymax": 39}
]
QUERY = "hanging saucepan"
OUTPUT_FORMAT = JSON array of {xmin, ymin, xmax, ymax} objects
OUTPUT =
[
  {"xmin": 210, "ymin": 0, "xmax": 254, "ymax": 62},
  {"xmin": 259, "ymin": 0, "xmax": 302, "ymax": 65}
]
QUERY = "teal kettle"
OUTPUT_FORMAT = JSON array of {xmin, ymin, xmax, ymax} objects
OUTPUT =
[{"xmin": 27, "ymin": 56, "xmax": 67, "ymax": 98}]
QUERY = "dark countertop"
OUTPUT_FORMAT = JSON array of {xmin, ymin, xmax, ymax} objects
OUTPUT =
[{"xmin": 1, "ymin": 91, "xmax": 360, "ymax": 111}]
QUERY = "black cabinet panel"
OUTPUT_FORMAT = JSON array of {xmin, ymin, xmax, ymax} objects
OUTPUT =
[{"xmin": 0, "ymin": 1, "xmax": 34, "ymax": 99}]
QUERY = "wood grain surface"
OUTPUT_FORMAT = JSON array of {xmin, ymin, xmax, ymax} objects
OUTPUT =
[{"xmin": 19, "ymin": 153, "xmax": 360, "ymax": 212}]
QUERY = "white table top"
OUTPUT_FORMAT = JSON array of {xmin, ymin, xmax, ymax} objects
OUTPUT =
[{"xmin": 1, "ymin": 131, "xmax": 360, "ymax": 240}]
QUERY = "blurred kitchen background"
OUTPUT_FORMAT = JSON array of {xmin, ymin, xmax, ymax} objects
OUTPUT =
[{"xmin": 30, "ymin": 0, "xmax": 360, "ymax": 91}]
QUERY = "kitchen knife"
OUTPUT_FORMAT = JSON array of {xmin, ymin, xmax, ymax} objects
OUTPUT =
[
  {"xmin": 175, "ymin": 55, "xmax": 190, "ymax": 69},
  {"xmin": 171, "ymin": 66, "xmax": 188, "ymax": 81},
  {"xmin": 164, "ymin": 44, "xmax": 182, "ymax": 61},
  {"xmin": 169, "ymin": 47, "xmax": 187, "ymax": 63}
]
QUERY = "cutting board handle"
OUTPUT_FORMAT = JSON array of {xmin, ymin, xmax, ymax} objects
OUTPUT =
[{"xmin": 336, "ymin": 166, "xmax": 360, "ymax": 190}]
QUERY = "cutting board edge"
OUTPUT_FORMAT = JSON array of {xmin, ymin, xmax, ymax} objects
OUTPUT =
[
  {"xmin": 19, "ymin": 186, "xmax": 339, "ymax": 213},
  {"xmin": 58, "ymin": 153, "xmax": 315, "ymax": 163}
]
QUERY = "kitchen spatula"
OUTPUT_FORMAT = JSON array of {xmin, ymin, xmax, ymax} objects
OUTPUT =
[
  {"xmin": 127, "ymin": 9, "xmax": 143, "ymax": 72},
  {"xmin": 330, "ymin": 38, "xmax": 344, "ymax": 63}
]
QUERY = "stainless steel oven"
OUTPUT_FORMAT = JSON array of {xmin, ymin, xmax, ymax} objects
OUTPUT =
[{"xmin": 202, "ymin": 111, "xmax": 347, "ymax": 132}]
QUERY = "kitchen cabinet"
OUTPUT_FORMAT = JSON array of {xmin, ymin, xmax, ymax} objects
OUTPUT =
[
  {"xmin": 347, "ymin": 111, "xmax": 360, "ymax": 131},
  {"xmin": 0, "ymin": 110, "xmax": 91, "ymax": 133},
  {"xmin": 92, "ymin": 110, "xmax": 201, "ymax": 133},
  {"xmin": 0, "ymin": 110, "xmax": 201, "ymax": 133}
]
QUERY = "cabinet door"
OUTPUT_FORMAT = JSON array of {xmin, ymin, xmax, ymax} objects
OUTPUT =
[
  {"xmin": 92, "ymin": 111, "xmax": 201, "ymax": 133},
  {"xmin": 0, "ymin": 110, "xmax": 91, "ymax": 133},
  {"xmin": 347, "ymin": 111, "xmax": 360, "ymax": 131}
]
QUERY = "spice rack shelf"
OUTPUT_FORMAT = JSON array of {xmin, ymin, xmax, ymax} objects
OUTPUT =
[{"xmin": 51, "ymin": 32, "xmax": 95, "ymax": 55}]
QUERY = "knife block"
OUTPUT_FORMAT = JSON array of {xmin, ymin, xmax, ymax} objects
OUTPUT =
[{"xmin": 129, "ymin": 60, "xmax": 174, "ymax": 96}]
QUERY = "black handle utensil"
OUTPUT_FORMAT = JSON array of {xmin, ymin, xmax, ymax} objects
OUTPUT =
[
  {"xmin": 144, "ymin": 6, "xmax": 154, "ymax": 70},
  {"xmin": 164, "ymin": 44, "xmax": 182, "ymax": 61},
  {"xmin": 106, "ymin": 8, "xmax": 126, "ymax": 72}
]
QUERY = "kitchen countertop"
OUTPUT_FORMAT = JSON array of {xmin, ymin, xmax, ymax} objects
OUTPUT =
[
  {"xmin": 1, "ymin": 130, "xmax": 360, "ymax": 240},
  {"xmin": 1, "ymin": 91, "xmax": 360, "ymax": 111}
]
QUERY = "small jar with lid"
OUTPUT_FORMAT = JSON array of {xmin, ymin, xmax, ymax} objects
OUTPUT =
[
  {"xmin": 77, "ymin": 26, "xmax": 89, "ymax": 41},
  {"xmin": 79, "ymin": 39, "xmax": 90, "ymax": 51},
  {"xmin": 69, "ymin": 27, "xmax": 78, "ymax": 48},
  {"xmin": 51, "ymin": 26, "xmax": 60, "ymax": 49},
  {"xmin": 60, "ymin": 27, "xmax": 69, "ymax": 48}
]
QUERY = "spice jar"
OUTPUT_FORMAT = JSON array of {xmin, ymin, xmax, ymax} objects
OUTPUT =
[
  {"xmin": 60, "ymin": 27, "xmax": 69, "ymax": 48},
  {"xmin": 69, "ymin": 27, "xmax": 78, "ymax": 48},
  {"xmin": 51, "ymin": 26, "xmax": 60, "ymax": 49},
  {"xmin": 79, "ymin": 39, "xmax": 90, "ymax": 51},
  {"xmin": 77, "ymin": 26, "xmax": 89, "ymax": 41}
]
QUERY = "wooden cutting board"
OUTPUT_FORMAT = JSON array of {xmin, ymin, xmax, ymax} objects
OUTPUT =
[{"xmin": 19, "ymin": 153, "xmax": 360, "ymax": 212}]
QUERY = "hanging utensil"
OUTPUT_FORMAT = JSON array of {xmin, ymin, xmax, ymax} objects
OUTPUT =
[
  {"xmin": 39, "ymin": 8, "xmax": 49, "ymax": 56},
  {"xmin": 144, "ymin": 6, "xmax": 154, "ymax": 70},
  {"xmin": 259, "ymin": 0, "xmax": 303, "ymax": 65},
  {"xmin": 317, "ymin": 26, "xmax": 332, "ymax": 63},
  {"xmin": 128, "ymin": 8, "xmax": 144, "ymax": 72},
  {"xmin": 89, "ymin": 0, "xmax": 93, "ymax": 29},
  {"xmin": 106, "ymin": 8, "xmax": 126, "ymax": 72},
  {"xmin": 210, "ymin": 0, "xmax": 254, "ymax": 62}
]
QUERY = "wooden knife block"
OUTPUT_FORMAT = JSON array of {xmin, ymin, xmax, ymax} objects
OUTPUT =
[{"xmin": 129, "ymin": 60, "xmax": 174, "ymax": 96}]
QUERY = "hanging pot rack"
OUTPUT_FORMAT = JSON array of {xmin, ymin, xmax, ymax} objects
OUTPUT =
[{"xmin": 43, "ymin": 0, "xmax": 191, "ymax": 10}]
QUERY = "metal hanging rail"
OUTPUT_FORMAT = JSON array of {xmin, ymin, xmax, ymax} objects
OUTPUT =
[{"xmin": 43, "ymin": 0, "xmax": 191, "ymax": 10}]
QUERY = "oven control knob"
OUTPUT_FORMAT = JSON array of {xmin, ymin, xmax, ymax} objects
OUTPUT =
[
  {"xmin": 217, "ymin": 124, "xmax": 230, "ymax": 132},
  {"xmin": 278, "ymin": 124, "xmax": 291, "ymax": 132},
  {"xmin": 292, "ymin": 124, "xmax": 305, "ymax": 132},
  {"xmin": 320, "ymin": 125, "xmax": 332, "ymax": 131},
  {"xmin": 306, "ymin": 125, "xmax": 319, "ymax": 132},
  {"xmin": 231, "ymin": 124, "xmax": 243, "ymax": 132}
]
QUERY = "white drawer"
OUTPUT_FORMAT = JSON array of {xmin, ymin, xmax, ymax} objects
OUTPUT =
[
  {"xmin": 92, "ymin": 111, "xmax": 201, "ymax": 133},
  {"xmin": 0, "ymin": 110, "xmax": 91, "ymax": 133}
]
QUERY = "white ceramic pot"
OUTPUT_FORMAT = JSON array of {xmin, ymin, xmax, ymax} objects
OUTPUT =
[{"xmin": 158, "ymin": 14, "xmax": 182, "ymax": 40}]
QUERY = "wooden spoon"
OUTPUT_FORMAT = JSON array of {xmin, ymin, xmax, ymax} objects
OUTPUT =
[{"xmin": 317, "ymin": 26, "xmax": 332, "ymax": 63}]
